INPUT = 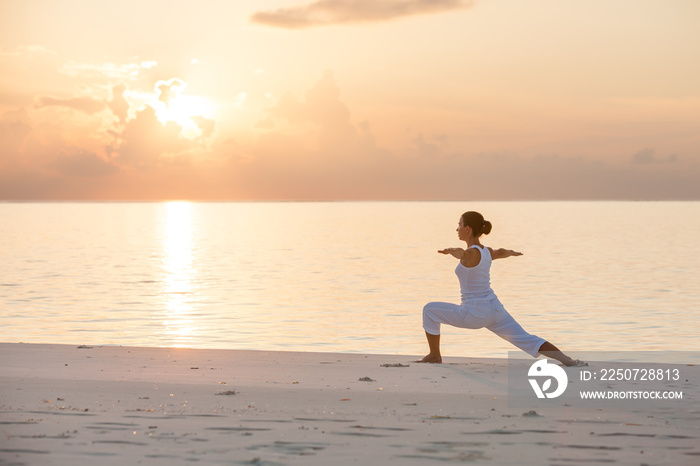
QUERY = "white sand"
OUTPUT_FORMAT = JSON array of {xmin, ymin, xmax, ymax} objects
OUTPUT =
[{"xmin": 1, "ymin": 343, "xmax": 699, "ymax": 465}]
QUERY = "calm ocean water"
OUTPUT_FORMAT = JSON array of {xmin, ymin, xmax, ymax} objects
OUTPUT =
[{"xmin": 1, "ymin": 201, "xmax": 698, "ymax": 361}]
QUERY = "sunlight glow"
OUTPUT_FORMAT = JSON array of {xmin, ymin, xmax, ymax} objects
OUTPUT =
[
  {"xmin": 157, "ymin": 94, "xmax": 214, "ymax": 139},
  {"xmin": 157, "ymin": 93, "xmax": 213, "ymax": 121},
  {"xmin": 161, "ymin": 201, "xmax": 198, "ymax": 346},
  {"xmin": 149, "ymin": 78, "xmax": 215, "ymax": 139}
]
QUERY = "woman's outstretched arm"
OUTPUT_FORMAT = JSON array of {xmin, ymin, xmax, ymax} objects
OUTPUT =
[
  {"xmin": 489, "ymin": 247, "xmax": 523, "ymax": 260},
  {"xmin": 438, "ymin": 247, "xmax": 465, "ymax": 259}
]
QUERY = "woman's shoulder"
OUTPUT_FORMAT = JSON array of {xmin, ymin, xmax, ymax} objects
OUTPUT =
[{"xmin": 461, "ymin": 246, "xmax": 482, "ymax": 268}]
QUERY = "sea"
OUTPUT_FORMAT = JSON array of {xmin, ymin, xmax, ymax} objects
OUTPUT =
[{"xmin": 1, "ymin": 201, "xmax": 698, "ymax": 362}]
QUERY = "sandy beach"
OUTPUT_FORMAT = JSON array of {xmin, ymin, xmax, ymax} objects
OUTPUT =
[{"xmin": 1, "ymin": 343, "xmax": 698, "ymax": 465}]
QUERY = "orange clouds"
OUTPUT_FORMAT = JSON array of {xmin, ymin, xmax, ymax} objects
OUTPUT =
[
  {"xmin": 251, "ymin": 0, "xmax": 471, "ymax": 29},
  {"xmin": 36, "ymin": 96, "xmax": 107, "ymax": 114},
  {"xmin": 114, "ymin": 106, "xmax": 190, "ymax": 168},
  {"xmin": 52, "ymin": 149, "xmax": 118, "ymax": 178},
  {"xmin": 218, "ymin": 71, "xmax": 700, "ymax": 200},
  {"xmin": 1, "ymin": 65, "xmax": 700, "ymax": 201},
  {"xmin": 109, "ymin": 84, "xmax": 129, "ymax": 123},
  {"xmin": 229, "ymin": 70, "xmax": 389, "ymax": 198},
  {"xmin": 0, "ymin": 49, "xmax": 218, "ymax": 199}
]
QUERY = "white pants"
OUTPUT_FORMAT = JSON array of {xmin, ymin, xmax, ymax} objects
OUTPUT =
[{"xmin": 422, "ymin": 299, "xmax": 546, "ymax": 357}]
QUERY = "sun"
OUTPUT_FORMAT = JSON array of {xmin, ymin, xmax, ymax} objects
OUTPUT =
[
  {"xmin": 154, "ymin": 79, "xmax": 214, "ymax": 139},
  {"xmin": 157, "ymin": 94, "xmax": 214, "ymax": 136}
]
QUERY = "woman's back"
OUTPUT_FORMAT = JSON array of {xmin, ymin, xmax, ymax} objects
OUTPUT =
[{"xmin": 456, "ymin": 245, "xmax": 496, "ymax": 302}]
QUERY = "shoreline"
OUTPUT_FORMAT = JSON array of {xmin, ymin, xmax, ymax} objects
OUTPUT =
[{"xmin": 1, "ymin": 343, "xmax": 699, "ymax": 464}]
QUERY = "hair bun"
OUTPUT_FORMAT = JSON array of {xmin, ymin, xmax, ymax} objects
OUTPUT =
[{"xmin": 461, "ymin": 211, "xmax": 493, "ymax": 237}]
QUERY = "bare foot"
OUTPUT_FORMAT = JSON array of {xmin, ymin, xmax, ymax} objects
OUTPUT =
[
  {"xmin": 415, "ymin": 354, "xmax": 442, "ymax": 363},
  {"xmin": 564, "ymin": 359, "xmax": 588, "ymax": 367},
  {"xmin": 540, "ymin": 350, "xmax": 586, "ymax": 367}
]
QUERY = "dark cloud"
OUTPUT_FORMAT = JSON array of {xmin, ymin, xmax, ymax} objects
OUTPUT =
[
  {"xmin": 251, "ymin": 0, "xmax": 471, "ymax": 29},
  {"xmin": 52, "ymin": 150, "xmax": 119, "ymax": 177},
  {"xmin": 335, "ymin": 151, "xmax": 700, "ymax": 200},
  {"xmin": 0, "ymin": 112, "xmax": 120, "ymax": 199},
  {"xmin": 412, "ymin": 133, "xmax": 445, "ymax": 158},
  {"xmin": 0, "ymin": 111, "xmax": 32, "ymax": 162},
  {"xmin": 36, "ymin": 95, "xmax": 107, "ymax": 114},
  {"xmin": 631, "ymin": 148, "xmax": 678, "ymax": 165},
  {"xmin": 0, "ymin": 169, "xmax": 57, "ymax": 200}
]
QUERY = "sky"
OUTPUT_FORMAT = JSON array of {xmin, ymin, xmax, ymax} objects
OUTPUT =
[{"xmin": 1, "ymin": 0, "xmax": 699, "ymax": 200}]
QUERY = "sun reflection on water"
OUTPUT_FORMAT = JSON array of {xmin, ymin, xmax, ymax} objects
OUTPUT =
[{"xmin": 161, "ymin": 201, "xmax": 197, "ymax": 346}]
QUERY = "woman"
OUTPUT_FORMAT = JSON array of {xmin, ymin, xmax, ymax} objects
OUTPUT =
[{"xmin": 418, "ymin": 211, "xmax": 585, "ymax": 366}]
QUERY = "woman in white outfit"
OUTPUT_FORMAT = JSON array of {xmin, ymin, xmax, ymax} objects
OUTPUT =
[{"xmin": 418, "ymin": 211, "xmax": 584, "ymax": 366}]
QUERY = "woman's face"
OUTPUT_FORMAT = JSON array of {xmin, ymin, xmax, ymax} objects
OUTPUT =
[{"xmin": 457, "ymin": 217, "xmax": 469, "ymax": 241}]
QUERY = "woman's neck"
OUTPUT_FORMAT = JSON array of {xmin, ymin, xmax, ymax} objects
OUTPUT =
[{"xmin": 466, "ymin": 237, "xmax": 482, "ymax": 247}]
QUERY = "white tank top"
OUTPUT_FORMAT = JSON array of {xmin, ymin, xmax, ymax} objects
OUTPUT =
[{"xmin": 456, "ymin": 245, "xmax": 496, "ymax": 303}]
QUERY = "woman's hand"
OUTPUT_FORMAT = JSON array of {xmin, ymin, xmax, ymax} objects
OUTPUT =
[
  {"xmin": 490, "ymin": 248, "xmax": 523, "ymax": 259},
  {"xmin": 438, "ymin": 247, "xmax": 465, "ymax": 259}
]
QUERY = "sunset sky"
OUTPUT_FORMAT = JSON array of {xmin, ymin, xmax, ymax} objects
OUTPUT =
[{"xmin": 1, "ymin": 0, "xmax": 699, "ymax": 200}]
